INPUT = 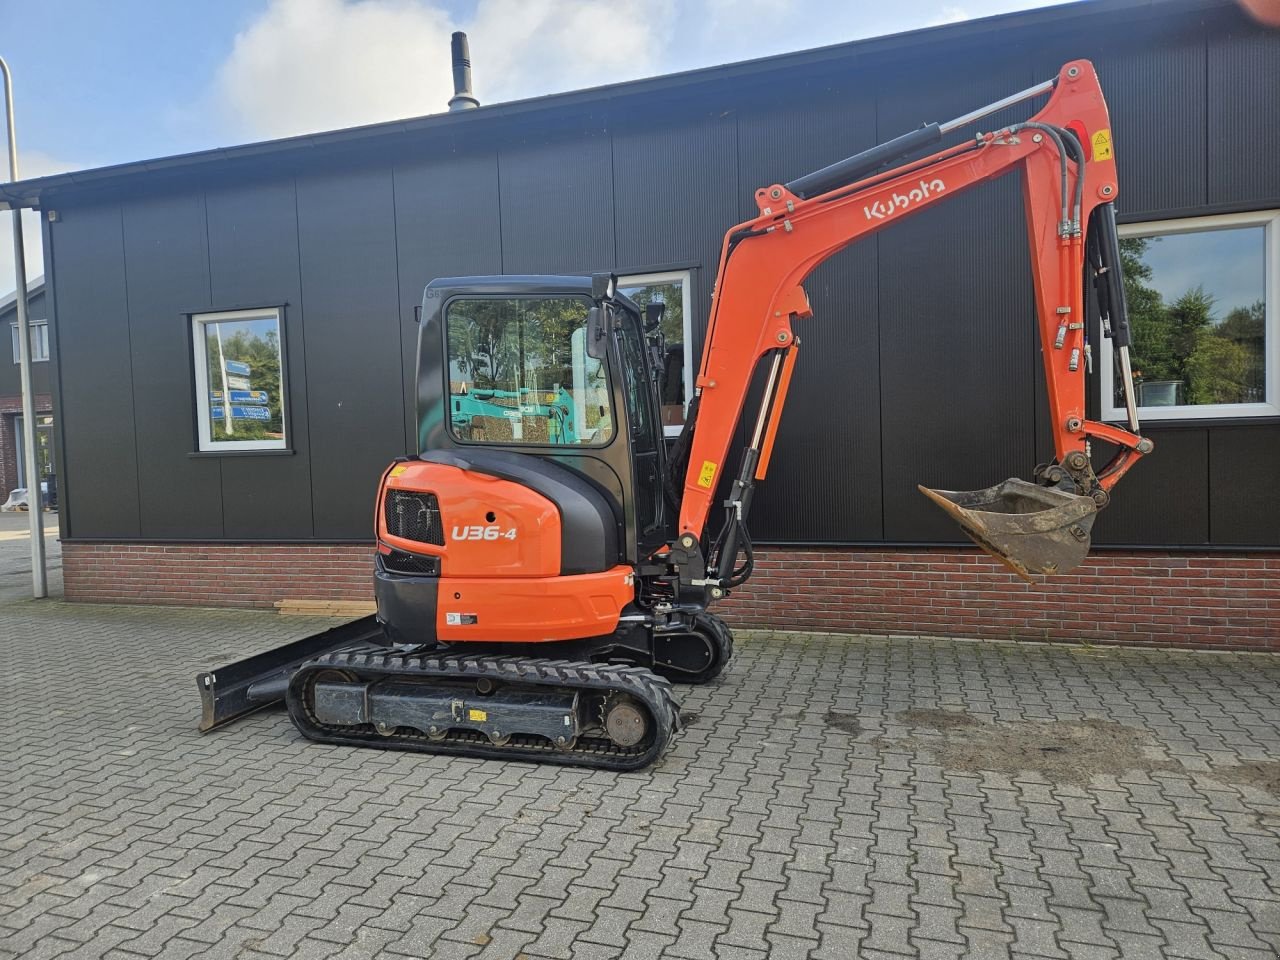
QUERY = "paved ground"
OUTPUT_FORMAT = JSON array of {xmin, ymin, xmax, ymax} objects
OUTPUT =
[
  {"xmin": 1, "ymin": 598, "xmax": 1279, "ymax": 960},
  {"xmin": 0, "ymin": 508, "xmax": 62, "ymax": 602}
]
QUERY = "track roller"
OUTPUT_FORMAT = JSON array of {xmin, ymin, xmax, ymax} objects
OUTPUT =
[{"xmin": 286, "ymin": 650, "xmax": 681, "ymax": 770}]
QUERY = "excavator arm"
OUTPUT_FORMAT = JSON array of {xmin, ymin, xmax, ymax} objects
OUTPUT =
[{"xmin": 671, "ymin": 60, "xmax": 1151, "ymax": 586}]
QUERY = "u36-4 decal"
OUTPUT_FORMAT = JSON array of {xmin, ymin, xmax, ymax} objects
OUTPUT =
[{"xmin": 451, "ymin": 525, "xmax": 518, "ymax": 541}]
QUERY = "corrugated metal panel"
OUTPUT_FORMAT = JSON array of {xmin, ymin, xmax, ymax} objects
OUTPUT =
[
  {"xmin": 877, "ymin": 176, "xmax": 1037, "ymax": 542},
  {"xmin": 1089, "ymin": 32, "xmax": 1208, "ymax": 217},
  {"xmin": 1208, "ymin": 425, "xmax": 1280, "ymax": 545},
  {"xmin": 48, "ymin": 202, "xmax": 140, "ymax": 538},
  {"xmin": 205, "ymin": 181, "xmax": 314, "ymax": 539},
  {"xmin": 393, "ymin": 151, "xmax": 502, "ymax": 451},
  {"xmin": 1092, "ymin": 427, "xmax": 1209, "ymax": 545},
  {"xmin": 498, "ymin": 131, "xmax": 615, "ymax": 275},
  {"xmin": 296, "ymin": 167, "xmax": 405, "ymax": 539},
  {"xmin": 120, "ymin": 192, "xmax": 223, "ymax": 539},
  {"xmin": 736, "ymin": 87, "xmax": 884, "ymax": 541},
  {"xmin": 1208, "ymin": 21, "xmax": 1280, "ymax": 207},
  {"xmin": 611, "ymin": 111, "xmax": 738, "ymax": 271}
]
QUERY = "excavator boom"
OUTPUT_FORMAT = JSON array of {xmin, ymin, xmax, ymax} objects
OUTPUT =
[{"xmin": 676, "ymin": 59, "xmax": 1150, "ymax": 582}]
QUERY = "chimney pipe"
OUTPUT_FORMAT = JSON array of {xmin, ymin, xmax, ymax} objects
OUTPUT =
[{"xmin": 448, "ymin": 31, "xmax": 479, "ymax": 112}]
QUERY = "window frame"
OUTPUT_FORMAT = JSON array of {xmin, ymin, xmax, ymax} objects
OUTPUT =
[
  {"xmin": 442, "ymin": 293, "xmax": 616, "ymax": 449},
  {"xmin": 1101, "ymin": 209, "xmax": 1279, "ymax": 422},
  {"xmin": 10, "ymin": 319, "xmax": 49, "ymax": 363},
  {"xmin": 618, "ymin": 269, "xmax": 694, "ymax": 438},
  {"xmin": 191, "ymin": 306, "xmax": 288, "ymax": 453}
]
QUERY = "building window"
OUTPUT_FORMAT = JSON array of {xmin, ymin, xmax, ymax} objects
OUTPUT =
[
  {"xmin": 1102, "ymin": 211, "xmax": 1278, "ymax": 421},
  {"xmin": 445, "ymin": 296, "xmax": 614, "ymax": 446},
  {"xmin": 191, "ymin": 308, "xmax": 287, "ymax": 452},
  {"xmin": 619, "ymin": 271, "xmax": 693, "ymax": 437},
  {"xmin": 10, "ymin": 320, "xmax": 49, "ymax": 363}
]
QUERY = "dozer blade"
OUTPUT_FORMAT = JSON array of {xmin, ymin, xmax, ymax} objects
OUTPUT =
[
  {"xmin": 196, "ymin": 615, "xmax": 387, "ymax": 732},
  {"xmin": 918, "ymin": 478, "xmax": 1098, "ymax": 581}
]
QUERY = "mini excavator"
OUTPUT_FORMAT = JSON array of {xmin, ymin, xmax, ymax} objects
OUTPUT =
[{"xmin": 198, "ymin": 61, "xmax": 1151, "ymax": 769}]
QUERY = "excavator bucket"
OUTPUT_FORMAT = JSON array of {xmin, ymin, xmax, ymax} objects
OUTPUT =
[{"xmin": 918, "ymin": 479, "xmax": 1098, "ymax": 581}]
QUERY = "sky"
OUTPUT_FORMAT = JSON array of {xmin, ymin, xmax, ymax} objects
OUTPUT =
[
  {"xmin": 1138, "ymin": 227, "xmax": 1266, "ymax": 318},
  {"xmin": 0, "ymin": 0, "xmax": 1073, "ymax": 294}
]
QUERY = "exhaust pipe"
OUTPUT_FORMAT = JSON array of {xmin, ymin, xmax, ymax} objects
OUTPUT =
[{"xmin": 447, "ymin": 31, "xmax": 479, "ymax": 112}]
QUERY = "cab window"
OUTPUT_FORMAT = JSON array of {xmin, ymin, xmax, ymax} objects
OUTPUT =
[{"xmin": 445, "ymin": 297, "xmax": 614, "ymax": 446}]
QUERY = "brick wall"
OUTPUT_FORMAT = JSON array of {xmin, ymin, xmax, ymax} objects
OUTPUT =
[
  {"xmin": 63, "ymin": 543, "xmax": 374, "ymax": 608},
  {"xmin": 62, "ymin": 541, "xmax": 1279, "ymax": 650},
  {"xmin": 717, "ymin": 548, "xmax": 1279, "ymax": 651}
]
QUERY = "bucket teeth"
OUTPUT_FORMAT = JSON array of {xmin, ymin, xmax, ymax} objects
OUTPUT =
[{"xmin": 918, "ymin": 479, "xmax": 1098, "ymax": 581}]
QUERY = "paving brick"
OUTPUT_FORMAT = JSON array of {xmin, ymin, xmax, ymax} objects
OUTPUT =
[{"xmin": 3, "ymin": 603, "xmax": 1280, "ymax": 960}]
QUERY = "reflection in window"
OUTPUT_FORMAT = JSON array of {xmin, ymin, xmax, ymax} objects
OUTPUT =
[
  {"xmin": 620, "ymin": 271, "xmax": 692, "ymax": 435},
  {"xmin": 1110, "ymin": 213, "xmax": 1276, "ymax": 419},
  {"xmin": 445, "ymin": 297, "xmax": 613, "ymax": 446},
  {"xmin": 192, "ymin": 308, "xmax": 287, "ymax": 452}
]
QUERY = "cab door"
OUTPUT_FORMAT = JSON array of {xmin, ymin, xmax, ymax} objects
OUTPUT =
[{"xmin": 612, "ymin": 307, "xmax": 669, "ymax": 553}]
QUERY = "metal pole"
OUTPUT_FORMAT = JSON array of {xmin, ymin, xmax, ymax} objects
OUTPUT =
[
  {"xmin": 215, "ymin": 324, "xmax": 233, "ymax": 435},
  {"xmin": 1, "ymin": 56, "xmax": 47, "ymax": 598}
]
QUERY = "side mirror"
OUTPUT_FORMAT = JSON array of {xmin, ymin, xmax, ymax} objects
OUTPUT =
[
  {"xmin": 586, "ymin": 306, "xmax": 608, "ymax": 360},
  {"xmin": 591, "ymin": 272, "xmax": 618, "ymax": 302},
  {"xmin": 644, "ymin": 301, "xmax": 665, "ymax": 333}
]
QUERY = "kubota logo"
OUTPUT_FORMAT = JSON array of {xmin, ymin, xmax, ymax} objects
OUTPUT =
[
  {"xmin": 452, "ymin": 525, "xmax": 517, "ymax": 541},
  {"xmin": 864, "ymin": 178, "xmax": 946, "ymax": 221}
]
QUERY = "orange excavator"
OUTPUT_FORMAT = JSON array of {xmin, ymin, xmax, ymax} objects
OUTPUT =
[{"xmin": 198, "ymin": 61, "xmax": 1150, "ymax": 768}]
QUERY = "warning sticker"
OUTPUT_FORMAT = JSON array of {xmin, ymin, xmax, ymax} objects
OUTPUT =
[
  {"xmin": 468, "ymin": 708, "xmax": 488, "ymax": 722},
  {"xmin": 389, "ymin": 464, "xmax": 408, "ymax": 478},
  {"xmin": 697, "ymin": 461, "xmax": 718, "ymax": 489},
  {"xmin": 1091, "ymin": 129, "xmax": 1113, "ymax": 162},
  {"xmin": 446, "ymin": 612, "xmax": 478, "ymax": 626}
]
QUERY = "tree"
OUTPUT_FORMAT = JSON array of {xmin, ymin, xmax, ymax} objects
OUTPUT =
[
  {"xmin": 206, "ymin": 324, "xmax": 284, "ymax": 441},
  {"xmin": 1119, "ymin": 237, "xmax": 1176, "ymax": 384},
  {"xmin": 1185, "ymin": 335, "xmax": 1253, "ymax": 405}
]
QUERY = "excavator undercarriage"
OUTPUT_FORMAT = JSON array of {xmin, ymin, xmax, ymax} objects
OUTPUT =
[{"xmin": 197, "ymin": 60, "xmax": 1149, "ymax": 769}]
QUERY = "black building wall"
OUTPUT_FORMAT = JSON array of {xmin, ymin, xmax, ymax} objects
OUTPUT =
[
  {"xmin": 39, "ymin": 0, "xmax": 1280, "ymax": 548},
  {"xmin": 0, "ymin": 286, "xmax": 50, "ymax": 398}
]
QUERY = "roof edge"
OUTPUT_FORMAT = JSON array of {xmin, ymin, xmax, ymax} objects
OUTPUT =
[{"xmin": 0, "ymin": 0, "xmax": 1232, "ymax": 210}]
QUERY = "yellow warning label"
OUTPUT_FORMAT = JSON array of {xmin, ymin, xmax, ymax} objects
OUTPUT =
[
  {"xmin": 697, "ymin": 461, "xmax": 718, "ymax": 489},
  {"xmin": 389, "ymin": 464, "xmax": 408, "ymax": 478},
  {"xmin": 1091, "ymin": 128, "xmax": 1113, "ymax": 162},
  {"xmin": 468, "ymin": 708, "xmax": 488, "ymax": 722}
]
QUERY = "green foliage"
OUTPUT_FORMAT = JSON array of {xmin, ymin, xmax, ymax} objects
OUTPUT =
[
  {"xmin": 206, "ymin": 324, "xmax": 284, "ymax": 441},
  {"xmin": 447, "ymin": 298, "xmax": 587, "ymax": 391},
  {"xmin": 1120, "ymin": 238, "xmax": 1265, "ymax": 406}
]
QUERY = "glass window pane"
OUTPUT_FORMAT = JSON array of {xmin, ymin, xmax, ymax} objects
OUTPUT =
[
  {"xmin": 10, "ymin": 321, "xmax": 49, "ymax": 363},
  {"xmin": 1121, "ymin": 226, "xmax": 1266, "ymax": 409},
  {"xmin": 445, "ymin": 297, "xmax": 613, "ymax": 446},
  {"xmin": 199, "ymin": 313, "xmax": 286, "ymax": 447},
  {"xmin": 619, "ymin": 277, "xmax": 687, "ymax": 430}
]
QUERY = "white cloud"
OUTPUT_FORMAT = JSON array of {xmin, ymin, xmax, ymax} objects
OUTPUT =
[
  {"xmin": 217, "ymin": 0, "xmax": 456, "ymax": 140},
  {"xmin": 467, "ymin": 0, "xmax": 676, "ymax": 102},
  {"xmin": 927, "ymin": 5, "xmax": 971, "ymax": 25},
  {"xmin": 216, "ymin": 0, "xmax": 678, "ymax": 141},
  {"xmin": 0, "ymin": 151, "xmax": 82, "ymax": 298}
]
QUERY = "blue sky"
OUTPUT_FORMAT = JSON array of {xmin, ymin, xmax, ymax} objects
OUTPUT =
[
  {"xmin": 1, "ymin": 0, "xmax": 1070, "ymax": 292},
  {"xmin": 1139, "ymin": 227, "xmax": 1265, "ymax": 318}
]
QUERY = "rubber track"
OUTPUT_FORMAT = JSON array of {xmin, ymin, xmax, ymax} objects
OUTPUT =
[{"xmin": 285, "ymin": 651, "xmax": 682, "ymax": 771}]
